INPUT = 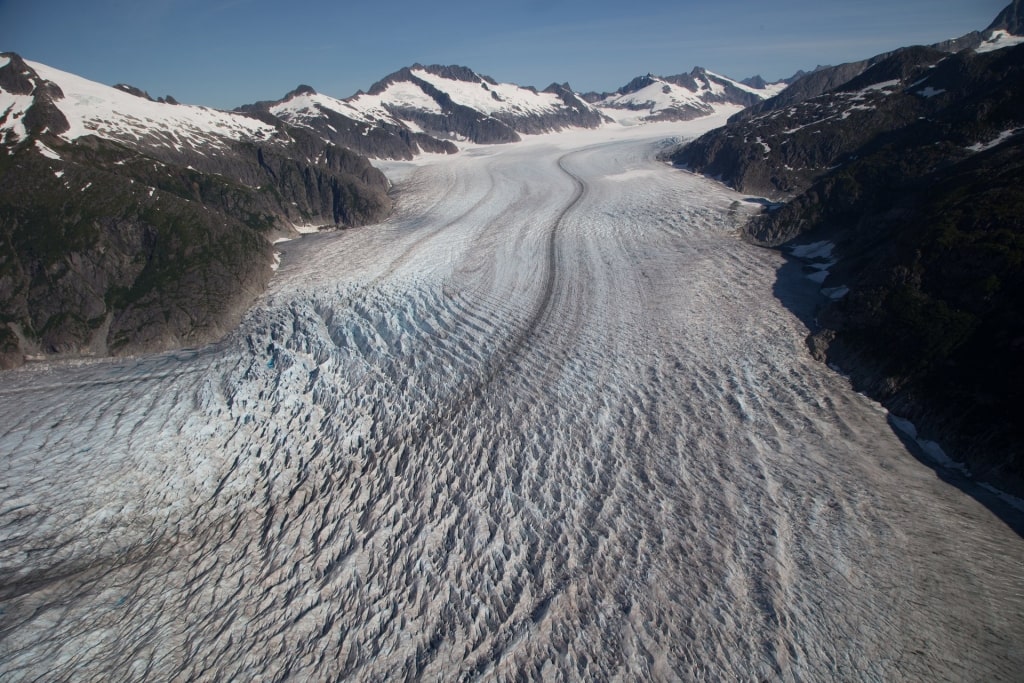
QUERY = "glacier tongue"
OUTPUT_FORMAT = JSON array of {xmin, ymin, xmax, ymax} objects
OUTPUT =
[{"xmin": 2, "ymin": 122, "xmax": 1022, "ymax": 681}]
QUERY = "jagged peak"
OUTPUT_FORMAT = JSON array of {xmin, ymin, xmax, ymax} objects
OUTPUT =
[
  {"xmin": 617, "ymin": 74, "xmax": 660, "ymax": 95},
  {"xmin": 114, "ymin": 83, "xmax": 153, "ymax": 100},
  {"xmin": 741, "ymin": 75, "xmax": 768, "ymax": 90},
  {"xmin": 987, "ymin": 0, "xmax": 1024, "ymax": 35},
  {"xmin": 417, "ymin": 64, "xmax": 493, "ymax": 85},
  {"xmin": 0, "ymin": 52, "xmax": 41, "ymax": 96},
  {"xmin": 543, "ymin": 82, "xmax": 574, "ymax": 95},
  {"xmin": 285, "ymin": 84, "xmax": 317, "ymax": 99}
]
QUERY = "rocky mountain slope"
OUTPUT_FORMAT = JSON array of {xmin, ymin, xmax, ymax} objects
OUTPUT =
[
  {"xmin": 1, "ymin": 53, "xmax": 392, "ymax": 367},
  {"xmin": 667, "ymin": 2, "xmax": 1024, "ymax": 491},
  {"xmin": 582, "ymin": 67, "xmax": 786, "ymax": 123}
]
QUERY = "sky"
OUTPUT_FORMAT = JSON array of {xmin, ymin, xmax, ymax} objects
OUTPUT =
[{"xmin": 0, "ymin": 0, "xmax": 1011, "ymax": 110}]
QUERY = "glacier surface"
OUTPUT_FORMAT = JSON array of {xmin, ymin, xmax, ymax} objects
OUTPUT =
[{"xmin": 1, "ymin": 121, "xmax": 1022, "ymax": 681}]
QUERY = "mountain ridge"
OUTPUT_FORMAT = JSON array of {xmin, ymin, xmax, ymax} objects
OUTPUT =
[
  {"xmin": 665, "ymin": 1, "xmax": 1024, "ymax": 493},
  {"xmin": 1, "ymin": 52, "xmax": 783, "ymax": 367}
]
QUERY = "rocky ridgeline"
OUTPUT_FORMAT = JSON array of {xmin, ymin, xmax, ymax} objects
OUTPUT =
[
  {"xmin": 581, "ymin": 67, "xmax": 785, "ymax": 122},
  {"xmin": 238, "ymin": 83, "xmax": 459, "ymax": 160},
  {"xmin": 360, "ymin": 64, "xmax": 609, "ymax": 141},
  {"xmin": 667, "ymin": 1, "xmax": 1024, "ymax": 491}
]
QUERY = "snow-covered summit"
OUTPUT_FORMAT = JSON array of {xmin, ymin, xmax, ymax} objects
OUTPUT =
[
  {"xmin": 0, "ymin": 52, "xmax": 280, "ymax": 155},
  {"xmin": 347, "ymin": 64, "xmax": 609, "ymax": 143},
  {"xmin": 353, "ymin": 64, "xmax": 578, "ymax": 120},
  {"xmin": 248, "ymin": 63, "xmax": 610, "ymax": 155},
  {"xmin": 587, "ymin": 68, "xmax": 786, "ymax": 124}
]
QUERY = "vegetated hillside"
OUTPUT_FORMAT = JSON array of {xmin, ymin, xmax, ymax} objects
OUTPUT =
[
  {"xmin": 667, "ymin": 18, "xmax": 1024, "ymax": 491},
  {"xmin": 0, "ymin": 52, "xmax": 392, "ymax": 368}
]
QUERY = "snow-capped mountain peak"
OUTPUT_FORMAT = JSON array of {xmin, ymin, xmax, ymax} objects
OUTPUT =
[
  {"xmin": 586, "ymin": 67, "xmax": 786, "ymax": 124},
  {"xmin": 341, "ymin": 64, "xmax": 610, "ymax": 143},
  {"xmin": 0, "ymin": 52, "xmax": 280, "ymax": 155}
]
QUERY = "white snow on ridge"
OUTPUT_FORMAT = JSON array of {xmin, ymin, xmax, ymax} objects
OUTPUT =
[
  {"xmin": 0, "ymin": 93, "xmax": 33, "ymax": 142},
  {"xmin": 598, "ymin": 72, "xmax": 785, "ymax": 124},
  {"xmin": 976, "ymin": 30, "xmax": 1024, "ymax": 53},
  {"xmin": 410, "ymin": 68, "xmax": 563, "ymax": 116},
  {"xmin": 345, "ymin": 81, "xmax": 445, "ymax": 120},
  {"xmin": 732, "ymin": 79, "xmax": 788, "ymax": 99},
  {"xmin": 273, "ymin": 89, "xmax": 405, "ymax": 127},
  {"xmin": 25, "ymin": 60, "xmax": 278, "ymax": 150},
  {"xmin": 35, "ymin": 140, "xmax": 61, "ymax": 160},
  {"xmin": 967, "ymin": 127, "xmax": 1019, "ymax": 152},
  {"xmin": 600, "ymin": 78, "xmax": 712, "ymax": 116}
]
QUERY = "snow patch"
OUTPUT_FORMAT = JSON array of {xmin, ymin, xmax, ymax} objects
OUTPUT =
[
  {"xmin": 967, "ymin": 128, "xmax": 1019, "ymax": 152},
  {"xmin": 400, "ymin": 118, "xmax": 425, "ymax": 134},
  {"xmin": 915, "ymin": 86, "xmax": 945, "ymax": 98},
  {"xmin": 861, "ymin": 79, "xmax": 900, "ymax": 93},
  {"xmin": 821, "ymin": 285, "xmax": 849, "ymax": 300},
  {"xmin": 789, "ymin": 240, "xmax": 834, "ymax": 259},
  {"xmin": 889, "ymin": 415, "xmax": 970, "ymax": 476},
  {"xmin": 35, "ymin": 140, "xmax": 61, "ymax": 160},
  {"xmin": 976, "ymin": 30, "xmax": 1024, "ymax": 53},
  {"xmin": 279, "ymin": 89, "xmax": 405, "ymax": 126},
  {"xmin": 291, "ymin": 223, "xmax": 330, "ymax": 234}
]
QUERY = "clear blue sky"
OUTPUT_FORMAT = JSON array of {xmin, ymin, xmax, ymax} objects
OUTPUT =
[{"xmin": 0, "ymin": 0, "xmax": 1010, "ymax": 109}]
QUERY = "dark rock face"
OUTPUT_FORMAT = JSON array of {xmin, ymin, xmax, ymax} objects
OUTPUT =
[
  {"xmin": 114, "ymin": 84, "xmax": 153, "ymax": 100},
  {"xmin": 1, "ymin": 53, "xmax": 392, "ymax": 366},
  {"xmin": 988, "ymin": 0, "xmax": 1024, "ymax": 34},
  {"xmin": 741, "ymin": 75, "xmax": 768, "ymax": 89},
  {"xmin": 670, "ymin": 32, "xmax": 1024, "ymax": 491},
  {"xmin": 671, "ymin": 46, "xmax": 965, "ymax": 201}
]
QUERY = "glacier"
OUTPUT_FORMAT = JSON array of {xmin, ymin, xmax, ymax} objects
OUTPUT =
[{"xmin": 1, "ymin": 119, "xmax": 1022, "ymax": 681}]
